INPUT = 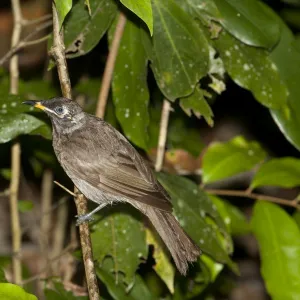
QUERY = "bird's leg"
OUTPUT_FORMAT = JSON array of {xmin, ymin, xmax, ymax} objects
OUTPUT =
[{"xmin": 76, "ymin": 203, "xmax": 107, "ymax": 226}]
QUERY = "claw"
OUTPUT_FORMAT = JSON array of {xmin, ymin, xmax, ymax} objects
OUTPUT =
[{"xmin": 75, "ymin": 214, "xmax": 95, "ymax": 226}]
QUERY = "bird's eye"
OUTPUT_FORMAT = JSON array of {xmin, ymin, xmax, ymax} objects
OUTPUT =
[{"xmin": 55, "ymin": 106, "xmax": 64, "ymax": 114}]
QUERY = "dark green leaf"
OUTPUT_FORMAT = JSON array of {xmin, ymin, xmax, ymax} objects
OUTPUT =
[
  {"xmin": 281, "ymin": 8, "xmax": 300, "ymax": 29},
  {"xmin": 54, "ymin": 0, "xmax": 72, "ymax": 28},
  {"xmin": 45, "ymin": 281, "xmax": 87, "ymax": 300},
  {"xmin": 0, "ymin": 283, "xmax": 37, "ymax": 300},
  {"xmin": 251, "ymin": 202, "xmax": 300, "ymax": 300},
  {"xmin": 63, "ymin": 0, "xmax": 117, "ymax": 58},
  {"xmin": 157, "ymin": 173, "xmax": 235, "ymax": 269},
  {"xmin": 180, "ymin": 86, "xmax": 213, "ymax": 126},
  {"xmin": 97, "ymin": 268, "xmax": 135, "ymax": 300},
  {"xmin": 210, "ymin": 195, "xmax": 250, "ymax": 236},
  {"xmin": 129, "ymin": 274, "xmax": 157, "ymax": 300},
  {"xmin": 202, "ymin": 136, "xmax": 267, "ymax": 184},
  {"xmin": 214, "ymin": 0, "xmax": 280, "ymax": 48},
  {"xmin": 0, "ymin": 268, "xmax": 6, "ymax": 283},
  {"xmin": 120, "ymin": 0, "xmax": 153, "ymax": 35},
  {"xmin": 251, "ymin": 157, "xmax": 300, "ymax": 189},
  {"xmin": 18, "ymin": 200, "xmax": 34, "ymax": 213},
  {"xmin": 151, "ymin": 0, "xmax": 209, "ymax": 100},
  {"xmin": 109, "ymin": 18, "xmax": 150, "ymax": 150},
  {"xmin": 269, "ymin": 12, "xmax": 300, "ymax": 150},
  {"xmin": 213, "ymin": 30, "xmax": 288, "ymax": 110},
  {"xmin": 91, "ymin": 208, "xmax": 147, "ymax": 284}
]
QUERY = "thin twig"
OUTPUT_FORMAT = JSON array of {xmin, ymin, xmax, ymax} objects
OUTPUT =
[
  {"xmin": 22, "ymin": 14, "xmax": 52, "ymax": 26},
  {"xmin": 96, "ymin": 12, "xmax": 126, "ymax": 118},
  {"xmin": 205, "ymin": 188, "xmax": 300, "ymax": 209},
  {"xmin": 9, "ymin": 0, "xmax": 22, "ymax": 285},
  {"xmin": 155, "ymin": 100, "xmax": 171, "ymax": 172},
  {"xmin": 0, "ymin": 20, "xmax": 52, "ymax": 66},
  {"xmin": 40, "ymin": 169, "xmax": 53, "ymax": 276},
  {"xmin": 54, "ymin": 181, "xmax": 76, "ymax": 197},
  {"xmin": 51, "ymin": 3, "xmax": 100, "ymax": 299}
]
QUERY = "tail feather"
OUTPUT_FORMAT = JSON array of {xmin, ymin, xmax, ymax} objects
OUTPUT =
[{"xmin": 141, "ymin": 205, "xmax": 201, "ymax": 275}]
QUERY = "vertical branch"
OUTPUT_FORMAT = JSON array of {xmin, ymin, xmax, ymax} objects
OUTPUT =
[
  {"xmin": 9, "ymin": 0, "xmax": 22, "ymax": 285},
  {"xmin": 40, "ymin": 169, "xmax": 53, "ymax": 275},
  {"xmin": 155, "ymin": 100, "xmax": 171, "ymax": 172},
  {"xmin": 50, "ymin": 3, "xmax": 100, "ymax": 300},
  {"xmin": 96, "ymin": 12, "xmax": 126, "ymax": 119}
]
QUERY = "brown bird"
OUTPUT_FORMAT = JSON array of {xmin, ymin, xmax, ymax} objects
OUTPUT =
[{"xmin": 23, "ymin": 97, "xmax": 200, "ymax": 275}]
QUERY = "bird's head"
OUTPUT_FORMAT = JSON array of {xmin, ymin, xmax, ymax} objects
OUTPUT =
[{"xmin": 23, "ymin": 97, "xmax": 85, "ymax": 129}]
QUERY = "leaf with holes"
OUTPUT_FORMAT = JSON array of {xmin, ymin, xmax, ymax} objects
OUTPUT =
[
  {"xmin": 63, "ymin": 0, "xmax": 117, "ymax": 58},
  {"xmin": 150, "ymin": 0, "xmax": 209, "ymax": 100},
  {"xmin": 251, "ymin": 202, "xmax": 300, "ymax": 300},
  {"xmin": 91, "ymin": 206, "xmax": 147, "ymax": 285},
  {"xmin": 120, "ymin": 0, "xmax": 153, "ymax": 35},
  {"xmin": 157, "ymin": 173, "xmax": 235, "ymax": 270},
  {"xmin": 109, "ymin": 18, "xmax": 150, "ymax": 150},
  {"xmin": 212, "ymin": 29, "xmax": 288, "ymax": 110},
  {"xmin": 202, "ymin": 136, "xmax": 267, "ymax": 184}
]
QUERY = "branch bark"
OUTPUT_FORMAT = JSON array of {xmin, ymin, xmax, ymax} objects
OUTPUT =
[
  {"xmin": 96, "ymin": 12, "xmax": 126, "ymax": 119},
  {"xmin": 155, "ymin": 100, "xmax": 171, "ymax": 172},
  {"xmin": 50, "ymin": 3, "xmax": 100, "ymax": 299},
  {"xmin": 9, "ymin": 0, "xmax": 22, "ymax": 285}
]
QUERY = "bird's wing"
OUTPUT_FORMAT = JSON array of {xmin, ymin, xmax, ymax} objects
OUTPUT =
[{"xmin": 59, "ymin": 118, "xmax": 172, "ymax": 212}]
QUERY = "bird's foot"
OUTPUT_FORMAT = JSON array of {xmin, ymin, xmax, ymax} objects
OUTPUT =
[{"xmin": 75, "ymin": 214, "xmax": 95, "ymax": 226}]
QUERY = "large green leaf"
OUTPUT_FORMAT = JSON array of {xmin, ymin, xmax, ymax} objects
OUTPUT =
[
  {"xmin": 251, "ymin": 202, "xmax": 300, "ymax": 300},
  {"xmin": 91, "ymin": 207, "xmax": 147, "ymax": 285},
  {"xmin": 109, "ymin": 18, "xmax": 149, "ymax": 150},
  {"xmin": 0, "ymin": 283, "xmax": 37, "ymax": 300},
  {"xmin": 251, "ymin": 157, "xmax": 300, "ymax": 189},
  {"xmin": 214, "ymin": 0, "xmax": 280, "ymax": 48},
  {"xmin": 0, "ymin": 94, "xmax": 51, "ymax": 143},
  {"xmin": 54, "ymin": 0, "xmax": 72, "ymax": 28},
  {"xmin": 213, "ymin": 29, "xmax": 288, "ymax": 110},
  {"xmin": 210, "ymin": 195, "xmax": 250, "ymax": 236},
  {"xmin": 269, "ymin": 13, "xmax": 300, "ymax": 150},
  {"xmin": 150, "ymin": 0, "xmax": 209, "ymax": 100},
  {"xmin": 63, "ymin": 0, "xmax": 117, "ymax": 58},
  {"xmin": 120, "ymin": 0, "xmax": 153, "ymax": 35},
  {"xmin": 157, "ymin": 173, "xmax": 235, "ymax": 269},
  {"xmin": 202, "ymin": 136, "xmax": 267, "ymax": 184}
]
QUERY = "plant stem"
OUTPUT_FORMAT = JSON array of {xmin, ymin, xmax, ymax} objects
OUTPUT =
[
  {"xmin": 9, "ymin": 0, "xmax": 22, "ymax": 285},
  {"xmin": 155, "ymin": 100, "xmax": 171, "ymax": 172},
  {"xmin": 96, "ymin": 12, "xmax": 126, "ymax": 119},
  {"xmin": 51, "ymin": 3, "xmax": 100, "ymax": 299},
  {"xmin": 205, "ymin": 188, "xmax": 300, "ymax": 209}
]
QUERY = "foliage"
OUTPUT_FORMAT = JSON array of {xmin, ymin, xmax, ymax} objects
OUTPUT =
[{"xmin": 1, "ymin": 0, "xmax": 300, "ymax": 299}]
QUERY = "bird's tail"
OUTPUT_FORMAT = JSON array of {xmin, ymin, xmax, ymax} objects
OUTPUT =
[{"xmin": 144, "ymin": 206, "xmax": 201, "ymax": 275}]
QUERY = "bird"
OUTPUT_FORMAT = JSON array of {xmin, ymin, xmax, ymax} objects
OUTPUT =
[{"xmin": 23, "ymin": 97, "xmax": 200, "ymax": 275}]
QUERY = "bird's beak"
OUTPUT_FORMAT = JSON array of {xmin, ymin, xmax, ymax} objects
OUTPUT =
[{"xmin": 22, "ymin": 100, "xmax": 46, "ymax": 111}]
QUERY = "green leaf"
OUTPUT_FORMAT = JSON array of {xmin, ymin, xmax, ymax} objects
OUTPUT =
[
  {"xmin": 269, "ymin": 12, "xmax": 300, "ymax": 150},
  {"xmin": 0, "ymin": 169, "xmax": 11, "ymax": 180},
  {"xmin": 251, "ymin": 157, "xmax": 300, "ymax": 189},
  {"xmin": 54, "ymin": 0, "xmax": 72, "ymax": 28},
  {"xmin": 151, "ymin": 0, "xmax": 209, "ymax": 100},
  {"xmin": 202, "ymin": 136, "xmax": 267, "ymax": 184},
  {"xmin": 210, "ymin": 195, "xmax": 250, "ymax": 236},
  {"xmin": 18, "ymin": 200, "xmax": 34, "ymax": 213},
  {"xmin": 0, "ymin": 283, "xmax": 37, "ymax": 300},
  {"xmin": 63, "ymin": 0, "xmax": 117, "ymax": 58},
  {"xmin": 129, "ymin": 274, "xmax": 157, "ymax": 300},
  {"xmin": 109, "ymin": 18, "xmax": 150, "ymax": 150},
  {"xmin": 251, "ymin": 202, "xmax": 300, "ymax": 300},
  {"xmin": 0, "ymin": 94, "xmax": 51, "ymax": 143},
  {"xmin": 97, "ymin": 268, "xmax": 135, "ymax": 300},
  {"xmin": 180, "ymin": 86, "xmax": 213, "ymax": 126},
  {"xmin": 91, "ymin": 207, "xmax": 147, "ymax": 284},
  {"xmin": 120, "ymin": 0, "xmax": 153, "ymax": 35},
  {"xmin": 212, "ymin": 29, "xmax": 288, "ymax": 110},
  {"xmin": 157, "ymin": 173, "xmax": 235, "ymax": 269},
  {"xmin": 145, "ymin": 229, "xmax": 175, "ymax": 293},
  {"xmin": 214, "ymin": 0, "xmax": 280, "ymax": 48},
  {"xmin": 45, "ymin": 280, "xmax": 88, "ymax": 300}
]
